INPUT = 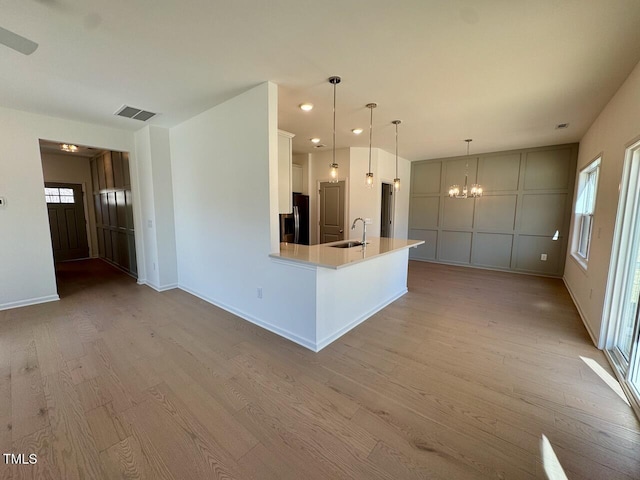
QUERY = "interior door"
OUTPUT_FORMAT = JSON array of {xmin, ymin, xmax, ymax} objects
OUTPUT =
[
  {"xmin": 319, "ymin": 181, "xmax": 345, "ymax": 243},
  {"xmin": 45, "ymin": 182, "xmax": 89, "ymax": 262}
]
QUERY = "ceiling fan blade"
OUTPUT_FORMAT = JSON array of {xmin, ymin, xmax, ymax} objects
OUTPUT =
[{"xmin": 0, "ymin": 26, "xmax": 38, "ymax": 55}]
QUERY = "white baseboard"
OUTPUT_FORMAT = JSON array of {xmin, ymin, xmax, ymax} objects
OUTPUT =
[
  {"xmin": 315, "ymin": 288, "xmax": 408, "ymax": 352},
  {"xmin": 143, "ymin": 281, "xmax": 178, "ymax": 293},
  {"xmin": 0, "ymin": 294, "xmax": 60, "ymax": 312},
  {"xmin": 563, "ymin": 277, "xmax": 600, "ymax": 348},
  {"xmin": 178, "ymin": 284, "xmax": 317, "ymax": 351}
]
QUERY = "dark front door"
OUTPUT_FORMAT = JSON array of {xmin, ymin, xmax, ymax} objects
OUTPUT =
[
  {"xmin": 319, "ymin": 181, "xmax": 345, "ymax": 243},
  {"xmin": 45, "ymin": 182, "xmax": 89, "ymax": 262}
]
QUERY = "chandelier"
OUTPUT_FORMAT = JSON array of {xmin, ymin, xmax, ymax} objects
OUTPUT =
[{"xmin": 448, "ymin": 139, "xmax": 482, "ymax": 198}]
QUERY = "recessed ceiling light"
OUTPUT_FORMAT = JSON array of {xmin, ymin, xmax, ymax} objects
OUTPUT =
[
  {"xmin": 352, "ymin": 128, "xmax": 363, "ymax": 135},
  {"xmin": 310, "ymin": 138, "xmax": 321, "ymax": 143},
  {"xmin": 60, "ymin": 144, "xmax": 78, "ymax": 152},
  {"xmin": 555, "ymin": 123, "xmax": 570, "ymax": 129},
  {"xmin": 299, "ymin": 103, "xmax": 314, "ymax": 112},
  {"xmin": 314, "ymin": 144, "xmax": 326, "ymax": 148}
]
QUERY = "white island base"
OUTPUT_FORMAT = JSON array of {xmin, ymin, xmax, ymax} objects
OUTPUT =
[{"xmin": 269, "ymin": 237, "xmax": 423, "ymax": 352}]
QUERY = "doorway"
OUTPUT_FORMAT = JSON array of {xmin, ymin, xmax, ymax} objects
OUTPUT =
[
  {"xmin": 40, "ymin": 140, "xmax": 138, "ymax": 294},
  {"xmin": 319, "ymin": 180, "xmax": 345, "ymax": 243},
  {"xmin": 45, "ymin": 182, "xmax": 90, "ymax": 261},
  {"xmin": 380, "ymin": 182, "xmax": 395, "ymax": 238}
]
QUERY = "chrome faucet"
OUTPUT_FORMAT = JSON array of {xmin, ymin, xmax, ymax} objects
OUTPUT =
[{"xmin": 351, "ymin": 217, "xmax": 367, "ymax": 246}]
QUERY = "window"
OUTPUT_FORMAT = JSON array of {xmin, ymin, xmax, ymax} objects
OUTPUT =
[
  {"xmin": 45, "ymin": 187, "xmax": 75, "ymax": 204},
  {"xmin": 573, "ymin": 157, "xmax": 600, "ymax": 264}
]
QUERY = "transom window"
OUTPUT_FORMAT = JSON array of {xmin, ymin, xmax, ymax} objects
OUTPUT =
[{"xmin": 45, "ymin": 187, "xmax": 75, "ymax": 204}]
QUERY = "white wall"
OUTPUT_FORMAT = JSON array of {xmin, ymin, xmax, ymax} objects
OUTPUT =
[
  {"xmin": 377, "ymin": 148, "xmax": 411, "ymax": 240},
  {"xmin": 564, "ymin": 59, "xmax": 640, "ymax": 346},
  {"xmin": 0, "ymin": 106, "xmax": 142, "ymax": 311},
  {"xmin": 41, "ymin": 152, "xmax": 98, "ymax": 257},
  {"xmin": 134, "ymin": 126, "xmax": 178, "ymax": 290},
  {"xmin": 349, "ymin": 147, "xmax": 379, "ymax": 237},
  {"xmin": 305, "ymin": 146, "xmax": 411, "ymax": 245},
  {"xmin": 308, "ymin": 148, "xmax": 350, "ymax": 244},
  {"xmin": 170, "ymin": 82, "xmax": 318, "ymax": 346}
]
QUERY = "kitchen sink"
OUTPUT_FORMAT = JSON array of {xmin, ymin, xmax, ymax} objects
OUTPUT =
[{"xmin": 330, "ymin": 241, "xmax": 365, "ymax": 248}]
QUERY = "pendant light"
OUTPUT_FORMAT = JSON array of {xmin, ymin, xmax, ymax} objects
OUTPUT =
[
  {"xmin": 448, "ymin": 139, "xmax": 482, "ymax": 199},
  {"xmin": 328, "ymin": 76, "xmax": 341, "ymax": 182},
  {"xmin": 392, "ymin": 120, "xmax": 401, "ymax": 190},
  {"xmin": 365, "ymin": 103, "xmax": 377, "ymax": 188}
]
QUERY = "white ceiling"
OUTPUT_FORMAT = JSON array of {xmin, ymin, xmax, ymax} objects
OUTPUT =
[
  {"xmin": 39, "ymin": 139, "xmax": 103, "ymax": 158},
  {"xmin": 3, "ymin": 0, "xmax": 640, "ymax": 160}
]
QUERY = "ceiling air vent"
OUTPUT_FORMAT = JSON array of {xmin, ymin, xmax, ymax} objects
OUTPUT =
[
  {"xmin": 115, "ymin": 105, "xmax": 157, "ymax": 122},
  {"xmin": 555, "ymin": 123, "xmax": 569, "ymax": 129}
]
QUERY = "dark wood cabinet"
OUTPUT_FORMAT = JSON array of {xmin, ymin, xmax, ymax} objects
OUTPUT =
[{"xmin": 91, "ymin": 151, "xmax": 137, "ymax": 277}]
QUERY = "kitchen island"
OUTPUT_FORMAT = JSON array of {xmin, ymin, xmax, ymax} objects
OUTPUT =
[{"xmin": 269, "ymin": 237, "xmax": 424, "ymax": 351}]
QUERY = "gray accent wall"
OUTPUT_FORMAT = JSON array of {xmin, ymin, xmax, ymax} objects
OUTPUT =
[{"xmin": 409, "ymin": 143, "xmax": 578, "ymax": 277}]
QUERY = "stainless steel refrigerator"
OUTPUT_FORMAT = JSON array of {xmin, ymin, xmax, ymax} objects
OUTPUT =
[{"xmin": 279, "ymin": 193, "xmax": 309, "ymax": 244}]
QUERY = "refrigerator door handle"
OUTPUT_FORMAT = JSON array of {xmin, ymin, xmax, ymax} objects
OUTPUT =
[{"xmin": 293, "ymin": 206, "xmax": 300, "ymax": 243}]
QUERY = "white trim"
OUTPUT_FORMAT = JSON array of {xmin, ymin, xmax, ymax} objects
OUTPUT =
[
  {"xmin": 603, "ymin": 350, "xmax": 640, "ymax": 421},
  {"xmin": 570, "ymin": 252, "xmax": 588, "ymax": 272},
  {"xmin": 0, "ymin": 294, "xmax": 60, "ymax": 312},
  {"xmin": 563, "ymin": 277, "xmax": 600, "ymax": 347},
  {"xmin": 269, "ymin": 257, "xmax": 317, "ymax": 271},
  {"xmin": 601, "ymin": 139, "xmax": 640, "ymax": 350},
  {"xmin": 143, "ymin": 281, "xmax": 178, "ymax": 292},
  {"xmin": 315, "ymin": 287, "xmax": 408, "ymax": 351},
  {"xmin": 177, "ymin": 284, "xmax": 317, "ymax": 351}
]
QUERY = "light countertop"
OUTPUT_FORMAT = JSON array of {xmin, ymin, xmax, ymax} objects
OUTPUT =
[{"xmin": 270, "ymin": 237, "xmax": 425, "ymax": 269}]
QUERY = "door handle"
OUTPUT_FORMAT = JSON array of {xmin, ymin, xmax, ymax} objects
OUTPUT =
[{"xmin": 339, "ymin": 229, "xmax": 343, "ymax": 233}]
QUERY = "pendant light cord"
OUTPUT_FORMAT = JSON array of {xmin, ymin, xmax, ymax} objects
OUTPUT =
[
  {"xmin": 332, "ymin": 81, "xmax": 336, "ymax": 166},
  {"xmin": 368, "ymin": 105, "xmax": 373, "ymax": 172},
  {"xmin": 395, "ymin": 122, "xmax": 399, "ymax": 178},
  {"xmin": 465, "ymin": 139, "xmax": 471, "ymax": 189}
]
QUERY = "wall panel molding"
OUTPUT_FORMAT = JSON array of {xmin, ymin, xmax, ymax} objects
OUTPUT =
[{"xmin": 409, "ymin": 143, "xmax": 578, "ymax": 277}]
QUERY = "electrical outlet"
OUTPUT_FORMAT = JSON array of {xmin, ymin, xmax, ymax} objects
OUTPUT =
[
  {"xmin": 364, "ymin": 217, "xmax": 372, "ymax": 225},
  {"xmin": 540, "ymin": 254, "xmax": 548, "ymax": 261},
  {"xmin": 147, "ymin": 219, "xmax": 153, "ymax": 228},
  {"xmin": 257, "ymin": 287, "xmax": 263, "ymax": 299}
]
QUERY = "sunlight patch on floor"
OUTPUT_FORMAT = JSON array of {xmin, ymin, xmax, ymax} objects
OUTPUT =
[
  {"xmin": 580, "ymin": 356, "xmax": 630, "ymax": 407},
  {"xmin": 540, "ymin": 434, "xmax": 569, "ymax": 480}
]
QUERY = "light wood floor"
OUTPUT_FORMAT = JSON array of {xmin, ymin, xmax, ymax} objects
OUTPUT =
[{"xmin": 1, "ymin": 260, "xmax": 639, "ymax": 479}]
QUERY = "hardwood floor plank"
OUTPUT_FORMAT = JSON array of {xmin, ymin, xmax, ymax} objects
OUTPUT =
[
  {"xmin": 85, "ymin": 403, "xmax": 129, "ymax": 452},
  {"xmin": 100, "ymin": 433, "xmax": 175, "ymax": 480},
  {"xmin": 66, "ymin": 355, "xmax": 100, "ymax": 386},
  {"xmin": 41, "ymin": 369, "xmax": 105, "ymax": 479},
  {"xmin": 32, "ymin": 324, "xmax": 66, "ymax": 378},
  {"xmin": 1, "ymin": 259, "xmax": 638, "ymax": 479},
  {"xmin": 11, "ymin": 427, "xmax": 60, "ymax": 480},
  {"xmin": 119, "ymin": 383, "xmax": 247, "ymax": 480},
  {"xmin": 0, "ymin": 366, "xmax": 11, "ymax": 453},
  {"xmin": 10, "ymin": 347, "xmax": 49, "ymax": 441}
]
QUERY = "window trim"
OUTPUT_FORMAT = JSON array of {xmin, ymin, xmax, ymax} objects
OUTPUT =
[{"xmin": 571, "ymin": 155, "xmax": 601, "ymax": 269}]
